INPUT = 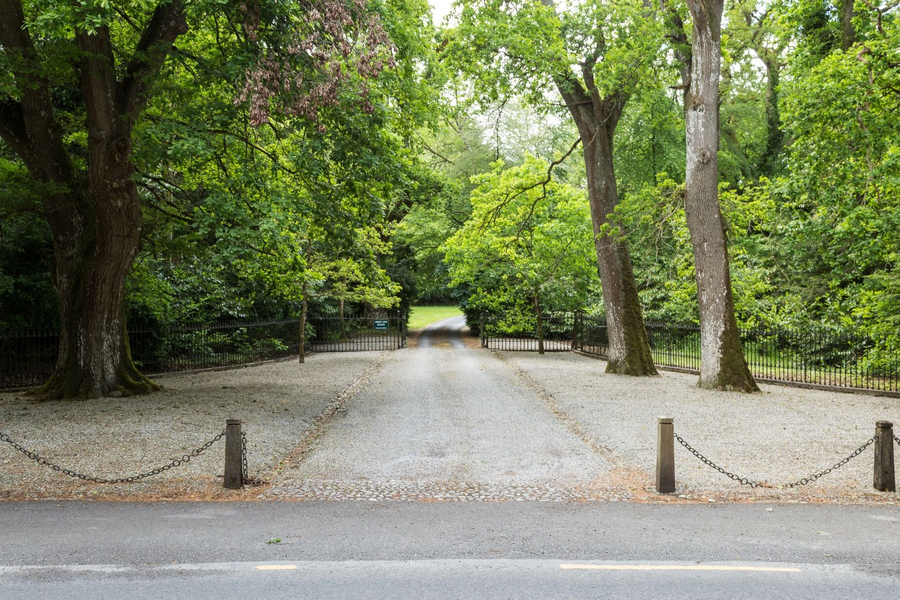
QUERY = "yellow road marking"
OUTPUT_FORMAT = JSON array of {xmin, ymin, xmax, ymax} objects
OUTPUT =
[
  {"xmin": 560, "ymin": 565, "xmax": 801, "ymax": 573},
  {"xmin": 256, "ymin": 565, "xmax": 298, "ymax": 571}
]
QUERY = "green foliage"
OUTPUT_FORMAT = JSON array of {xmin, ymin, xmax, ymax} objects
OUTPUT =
[
  {"xmin": 774, "ymin": 15, "xmax": 900, "ymax": 340},
  {"xmin": 446, "ymin": 0, "xmax": 664, "ymax": 112},
  {"xmin": 614, "ymin": 89, "xmax": 685, "ymax": 197},
  {"xmin": 118, "ymin": 0, "xmax": 440, "ymax": 326},
  {"xmin": 443, "ymin": 156, "xmax": 598, "ymax": 325},
  {"xmin": 616, "ymin": 175, "xmax": 780, "ymax": 328},
  {"xmin": 0, "ymin": 160, "xmax": 56, "ymax": 330}
]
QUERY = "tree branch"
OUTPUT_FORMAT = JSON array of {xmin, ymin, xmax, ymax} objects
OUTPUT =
[
  {"xmin": 481, "ymin": 137, "xmax": 582, "ymax": 234},
  {"xmin": 118, "ymin": 1, "xmax": 187, "ymax": 118},
  {"xmin": 137, "ymin": 181, "xmax": 194, "ymax": 223},
  {"xmin": 0, "ymin": 0, "xmax": 77, "ymax": 185}
]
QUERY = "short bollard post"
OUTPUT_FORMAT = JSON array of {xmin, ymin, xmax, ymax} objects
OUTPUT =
[
  {"xmin": 224, "ymin": 419, "xmax": 244, "ymax": 489},
  {"xmin": 656, "ymin": 416, "xmax": 675, "ymax": 494},
  {"xmin": 874, "ymin": 421, "xmax": 895, "ymax": 492}
]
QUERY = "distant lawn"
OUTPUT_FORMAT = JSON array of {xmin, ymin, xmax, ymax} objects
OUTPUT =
[{"xmin": 408, "ymin": 305, "xmax": 464, "ymax": 330}]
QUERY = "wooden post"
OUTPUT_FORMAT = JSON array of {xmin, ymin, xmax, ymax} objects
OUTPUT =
[
  {"xmin": 874, "ymin": 420, "xmax": 895, "ymax": 492},
  {"xmin": 224, "ymin": 419, "xmax": 244, "ymax": 489},
  {"xmin": 656, "ymin": 416, "xmax": 675, "ymax": 493}
]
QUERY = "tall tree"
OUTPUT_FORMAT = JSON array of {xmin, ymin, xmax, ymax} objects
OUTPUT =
[
  {"xmin": 447, "ymin": 0, "xmax": 661, "ymax": 374},
  {"xmin": 724, "ymin": 0, "xmax": 788, "ymax": 177},
  {"xmin": 681, "ymin": 0, "xmax": 758, "ymax": 390},
  {"xmin": 0, "ymin": 0, "xmax": 188, "ymax": 398},
  {"xmin": 0, "ymin": 0, "xmax": 400, "ymax": 398}
]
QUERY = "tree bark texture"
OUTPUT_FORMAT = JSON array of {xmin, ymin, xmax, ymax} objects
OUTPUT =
[
  {"xmin": 684, "ymin": 0, "xmax": 758, "ymax": 392},
  {"xmin": 0, "ymin": 0, "xmax": 186, "ymax": 398},
  {"xmin": 839, "ymin": 0, "xmax": 857, "ymax": 50},
  {"xmin": 561, "ymin": 86, "xmax": 657, "ymax": 376}
]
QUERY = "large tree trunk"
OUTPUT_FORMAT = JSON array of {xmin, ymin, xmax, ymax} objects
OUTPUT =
[
  {"xmin": 684, "ymin": 0, "xmax": 758, "ymax": 392},
  {"xmin": 0, "ymin": 0, "xmax": 186, "ymax": 398},
  {"xmin": 38, "ymin": 182, "xmax": 158, "ymax": 398},
  {"xmin": 564, "ymin": 96, "xmax": 657, "ymax": 376}
]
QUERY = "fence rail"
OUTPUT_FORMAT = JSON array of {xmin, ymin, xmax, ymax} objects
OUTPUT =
[
  {"xmin": 1, "ymin": 314, "xmax": 406, "ymax": 391},
  {"xmin": 480, "ymin": 312, "xmax": 576, "ymax": 352},
  {"xmin": 481, "ymin": 312, "xmax": 900, "ymax": 393}
]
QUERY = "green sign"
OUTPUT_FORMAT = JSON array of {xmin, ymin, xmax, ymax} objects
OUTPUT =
[{"xmin": 373, "ymin": 320, "xmax": 389, "ymax": 331}]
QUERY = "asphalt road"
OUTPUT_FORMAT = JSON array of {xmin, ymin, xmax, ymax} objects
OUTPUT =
[{"xmin": 1, "ymin": 502, "xmax": 900, "ymax": 598}]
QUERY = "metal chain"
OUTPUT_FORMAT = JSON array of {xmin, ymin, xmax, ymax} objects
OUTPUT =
[
  {"xmin": 0, "ymin": 429, "xmax": 225, "ymax": 484},
  {"xmin": 674, "ymin": 432, "xmax": 876, "ymax": 489},
  {"xmin": 240, "ymin": 431, "xmax": 263, "ymax": 486},
  {"xmin": 782, "ymin": 436, "xmax": 876, "ymax": 488},
  {"xmin": 895, "ymin": 434, "xmax": 900, "ymax": 447},
  {"xmin": 241, "ymin": 431, "xmax": 249, "ymax": 483},
  {"xmin": 674, "ymin": 432, "xmax": 768, "ymax": 488}
]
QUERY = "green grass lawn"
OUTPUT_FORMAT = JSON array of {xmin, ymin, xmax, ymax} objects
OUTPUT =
[{"xmin": 408, "ymin": 305, "xmax": 464, "ymax": 330}]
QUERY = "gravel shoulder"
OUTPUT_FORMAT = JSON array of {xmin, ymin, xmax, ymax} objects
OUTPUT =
[
  {"xmin": 499, "ymin": 351, "xmax": 900, "ymax": 504},
  {"xmin": 0, "ymin": 353, "xmax": 382, "ymax": 501},
  {"xmin": 1, "ymin": 344, "xmax": 899, "ymax": 504}
]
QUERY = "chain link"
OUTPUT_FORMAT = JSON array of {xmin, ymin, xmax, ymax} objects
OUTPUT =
[
  {"xmin": 674, "ymin": 433, "xmax": 768, "ymax": 488},
  {"xmin": 782, "ymin": 436, "xmax": 875, "ymax": 488},
  {"xmin": 674, "ymin": 432, "xmax": 876, "ymax": 489},
  {"xmin": 0, "ymin": 429, "xmax": 225, "ymax": 484},
  {"xmin": 895, "ymin": 434, "xmax": 900, "ymax": 447},
  {"xmin": 240, "ymin": 431, "xmax": 263, "ymax": 486}
]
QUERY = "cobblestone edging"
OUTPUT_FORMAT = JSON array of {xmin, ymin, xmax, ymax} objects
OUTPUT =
[
  {"xmin": 265, "ymin": 480, "xmax": 628, "ymax": 502},
  {"xmin": 491, "ymin": 350, "xmax": 616, "ymax": 460},
  {"xmin": 264, "ymin": 352, "xmax": 389, "ymax": 478}
]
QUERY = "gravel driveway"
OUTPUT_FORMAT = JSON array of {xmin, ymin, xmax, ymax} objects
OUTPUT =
[{"xmin": 1, "ymin": 321, "xmax": 899, "ymax": 504}]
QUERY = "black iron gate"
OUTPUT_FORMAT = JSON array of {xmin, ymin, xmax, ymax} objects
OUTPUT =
[{"xmin": 307, "ymin": 313, "xmax": 407, "ymax": 352}]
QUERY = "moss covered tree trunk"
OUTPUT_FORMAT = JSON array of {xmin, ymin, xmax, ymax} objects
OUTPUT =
[
  {"xmin": 758, "ymin": 58, "xmax": 783, "ymax": 177},
  {"xmin": 684, "ymin": 0, "xmax": 758, "ymax": 392},
  {"xmin": 0, "ymin": 0, "xmax": 186, "ymax": 398},
  {"xmin": 560, "ymin": 85, "xmax": 657, "ymax": 376}
]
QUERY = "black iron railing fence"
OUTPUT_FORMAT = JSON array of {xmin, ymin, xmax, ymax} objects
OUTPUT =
[
  {"xmin": 1, "ymin": 314, "xmax": 406, "ymax": 391},
  {"xmin": 307, "ymin": 314, "xmax": 406, "ymax": 352},
  {"xmin": 481, "ymin": 312, "xmax": 900, "ymax": 393},
  {"xmin": 129, "ymin": 319, "xmax": 302, "ymax": 374}
]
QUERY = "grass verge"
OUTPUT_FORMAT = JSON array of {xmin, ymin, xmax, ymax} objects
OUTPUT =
[{"xmin": 408, "ymin": 305, "xmax": 464, "ymax": 330}]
